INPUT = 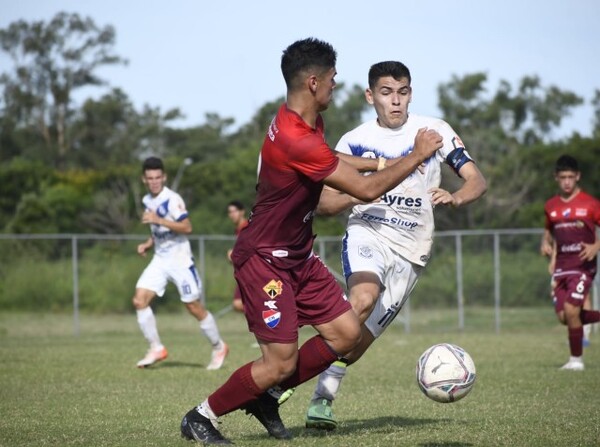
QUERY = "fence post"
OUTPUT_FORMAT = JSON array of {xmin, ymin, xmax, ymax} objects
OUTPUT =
[
  {"xmin": 455, "ymin": 233, "xmax": 464, "ymax": 330},
  {"xmin": 318, "ymin": 239, "xmax": 326, "ymax": 260},
  {"xmin": 72, "ymin": 235, "xmax": 80, "ymax": 336},
  {"xmin": 493, "ymin": 232, "xmax": 501, "ymax": 334},
  {"xmin": 198, "ymin": 236, "xmax": 206, "ymax": 305}
]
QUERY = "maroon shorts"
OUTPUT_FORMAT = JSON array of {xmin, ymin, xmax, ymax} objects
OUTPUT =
[
  {"xmin": 552, "ymin": 271, "xmax": 594, "ymax": 312},
  {"xmin": 234, "ymin": 254, "xmax": 351, "ymax": 343}
]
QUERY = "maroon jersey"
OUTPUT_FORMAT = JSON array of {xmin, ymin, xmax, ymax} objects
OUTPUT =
[
  {"xmin": 233, "ymin": 104, "xmax": 339, "ymax": 269},
  {"xmin": 545, "ymin": 190, "xmax": 600, "ymax": 275}
]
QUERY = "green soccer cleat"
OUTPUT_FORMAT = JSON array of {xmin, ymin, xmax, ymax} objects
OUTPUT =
[{"xmin": 305, "ymin": 398, "xmax": 337, "ymax": 430}]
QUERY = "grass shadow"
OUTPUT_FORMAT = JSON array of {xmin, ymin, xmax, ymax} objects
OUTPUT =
[{"xmin": 151, "ymin": 360, "xmax": 205, "ymax": 369}]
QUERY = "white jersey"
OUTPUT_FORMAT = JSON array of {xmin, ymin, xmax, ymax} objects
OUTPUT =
[
  {"xmin": 336, "ymin": 114, "xmax": 473, "ymax": 266},
  {"xmin": 142, "ymin": 186, "xmax": 192, "ymax": 258}
]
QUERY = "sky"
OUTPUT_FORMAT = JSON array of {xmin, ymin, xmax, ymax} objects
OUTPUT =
[{"xmin": 1, "ymin": 0, "xmax": 599, "ymax": 139}]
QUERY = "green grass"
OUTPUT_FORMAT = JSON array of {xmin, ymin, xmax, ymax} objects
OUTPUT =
[{"xmin": 1, "ymin": 309, "xmax": 599, "ymax": 446}]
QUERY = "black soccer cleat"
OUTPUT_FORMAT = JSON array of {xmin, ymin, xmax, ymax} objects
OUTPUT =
[
  {"xmin": 241, "ymin": 392, "xmax": 292, "ymax": 440},
  {"xmin": 181, "ymin": 408, "xmax": 232, "ymax": 445}
]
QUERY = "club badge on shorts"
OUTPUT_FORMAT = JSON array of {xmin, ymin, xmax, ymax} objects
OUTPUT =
[
  {"xmin": 263, "ymin": 279, "xmax": 283, "ymax": 298},
  {"xmin": 262, "ymin": 309, "xmax": 281, "ymax": 328}
]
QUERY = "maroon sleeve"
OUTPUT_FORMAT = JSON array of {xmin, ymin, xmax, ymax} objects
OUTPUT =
[{"xmin": 287, "ymin": 134, "xmax": 339, "ymax": 182}]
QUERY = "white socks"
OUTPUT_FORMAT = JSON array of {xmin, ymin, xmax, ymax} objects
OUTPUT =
[
  {"xmin": 136, "ymin": 307, "xmax": 162, "ymax": 350},
  {"xmin": 312, "ymin": 360, "xmax": 348, "ymax": 401},
  {"xmin": 197, "ymin": 400, "xmax": 218, "ymax": 421},
  {"xmin": 199, "ymin": 312, "xmax": 222, "ymax": 349}
]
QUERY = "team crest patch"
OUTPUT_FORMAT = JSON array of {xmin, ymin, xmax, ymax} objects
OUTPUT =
[
  {"xmin": 358, "ymin": 245, "xmax": 373, "ymax": 259},
  {"xmin": 263, "ymin": 280, "xmax": 283, "ymax": 298},
  {"xmin": 262, "ymin": 309, "xmax": 281, "ymax": 328}
]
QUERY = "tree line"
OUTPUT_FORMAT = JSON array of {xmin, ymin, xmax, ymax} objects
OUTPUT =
[{"xmin": 1, "ymin": 12, "xmax": 599, "ymax": 237}]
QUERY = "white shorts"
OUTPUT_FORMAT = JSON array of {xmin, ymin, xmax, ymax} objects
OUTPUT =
[
  {"xmin": 136, "ymin": 254, "xmax": 202, "ymax": 303},
  {"xmin": 342, "ymin": 225, "xmax": 422, "ymax": 338}
]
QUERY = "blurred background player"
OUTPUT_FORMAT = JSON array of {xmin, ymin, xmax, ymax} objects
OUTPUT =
[
  {"xmin": 180, "ymin": 38, "xmax": 443, "ymax": 445},
  {"xmin": 303, "ymin": 61, "xmax": 487, "ymax": 429},
  {"xmin": 133, "ymin": 156, "xmax": 228, "ymax": 370},
  {"xmin": 226, "ymin": 200, "xmax": 248, "ymax": 313},
  {"xmin": 540, "ymin": 154, "xmax": 600, "ymax": 370}
]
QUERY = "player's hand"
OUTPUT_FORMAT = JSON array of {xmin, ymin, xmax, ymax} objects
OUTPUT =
[
  {"xmin": 579, "ymin": 242, "xmax": 599, "ymax": 262},
  {"xmin": 227, "ymin": 248, "xmax": 233, "ymax": 263},
  {"xmin": 142, "ymin": 210, "xmax": 160, "ymax": 225},
  {"xmin": 540, "ymin": 241, "xmax": 553, "ymax": 257},
  {"xmin": 412, "ymin": 128, "xmax": 443, "ymax": 161},
  {"xmin": 428, "ymin": 187, "xmax": 456, "ymax": 207},
  {"xmin": 137, "ymin": 243, "xmax": 149, "ymax": 257}
]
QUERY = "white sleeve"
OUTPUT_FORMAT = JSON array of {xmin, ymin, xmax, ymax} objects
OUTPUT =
[
  {"xmin": 334, "ymin": 132, "xmax": 353, "ymax": 155},
  {"xmin": 169, "ymin": 194, "xmax": 189, "ymax": 222}
]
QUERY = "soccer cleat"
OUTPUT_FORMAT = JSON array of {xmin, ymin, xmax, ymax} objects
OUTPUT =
[
  {"xmin": 560, "ymin": 360, "xmax": 584, "ymax": 371},
  {"xmin": 181, "ymin": 408, "xmax": 232, "ymax": 445},
  {"xmin": 582, "ymin": 338, "xmax": 590, "ymax": 348},
  {"xmin": 305, "ymin": 398, "xmax": 337, "ymax": 430},
  {"xmin": 241, "ymin": 392, "xmax": 292, "ymax": 439},
  {"xmin": 206, "ymin": 342, "xmax": 229, "ymax": 370},
  {"xmin": 136, "ymin": 347, "xmax": 168, "ymax": 368}
]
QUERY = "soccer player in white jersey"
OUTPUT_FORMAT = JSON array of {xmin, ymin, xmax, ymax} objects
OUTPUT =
[
  {"xmin": 133, "ymin": 156, "xmax": 228, "ymax": 370},
  {"xmin": 304, "ymin": 61, "xmax": 487, "ymax": 429}
]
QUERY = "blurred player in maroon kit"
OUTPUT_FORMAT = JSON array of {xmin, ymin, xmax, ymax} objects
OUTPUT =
[
  {"xmin": 226, "ymin": 200, "xmax": 248, "ymax": 313},
  {"xmin": 180, "ymin": 37, "xmax": 443, "ymax": 444},
  {"xmin": 540, "ymin": 155, "xmax": 600, "ymax": 371}
]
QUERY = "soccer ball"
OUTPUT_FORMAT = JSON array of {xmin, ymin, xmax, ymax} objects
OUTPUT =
[{"xmin": 416, "ymin": 343, "xmax": 476, "ymax": 403}]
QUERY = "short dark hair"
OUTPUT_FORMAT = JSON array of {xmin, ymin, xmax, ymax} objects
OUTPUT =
[
  {"xmin": 281, "ymin": 38, "xmax": 337, "ymax": 90},
  {"xmin": 142, "ymin": 156, "xmax": 164, "ymax": 173},
  {"xmin": 555, "ymin": 155, "xmax": 579, "ymax": 173},
  {"xmin": 227, "ymin": 200, "xmax": 245, "ymax": 211},
  {"xmin": 368, "ymin": 61, "xmax": 411, "ymax": 89}
]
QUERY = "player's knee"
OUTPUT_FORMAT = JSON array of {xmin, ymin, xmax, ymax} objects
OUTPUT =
[
  {"xmin": 263, "ymin": 358, "xmax": 297, "ymax": 384},
  {"xmin": 563, "ymin": 304, "xmax": 581, "ymax": 327},
  {"xmin": 132, "ymin": 294, "xmax": 145, "ymax": 310},
  {"xmin": 556, "ymin": 311, "xmax": 566, "ymax": 325},
  {"xmin": 350, "ymin": 290, "xmax": 378, "ymax": 322},
  {"xmin": 185, "ymin": 300, "xmax": 207, "ymax": 319}
]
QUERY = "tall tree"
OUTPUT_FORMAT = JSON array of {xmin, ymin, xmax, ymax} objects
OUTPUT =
[
  {"xmin": 0, "ymin": 12, "xmax": 126, "ymax": 167},
  {"xmin": 436, "ymin": 73, "xmax": 583, "ymax": 229}
]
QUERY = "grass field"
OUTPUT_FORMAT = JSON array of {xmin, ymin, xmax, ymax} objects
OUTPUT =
[{"xmin": 1, "ymin": 308, "xmax": 599, "ymax": 446}]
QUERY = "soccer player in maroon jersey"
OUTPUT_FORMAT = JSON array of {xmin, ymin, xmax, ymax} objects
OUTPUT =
[
  {"xmin": 540, "ymin": 155, "xmax": 600, "ymax": 371},
  {"xmin": 226, "ymin": 200, "xmax": 248, "ymax": 313},
  {"xmin": 180, "ymin": 38, "xmax": 443, "ymax": 444}
]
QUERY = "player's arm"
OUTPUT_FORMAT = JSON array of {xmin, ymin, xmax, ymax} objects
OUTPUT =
[
  {"xmin": 316, "ymin": 186, "xmax": 365, "ymax": 216},
  {"xmin": 141, "ymin": 211, "xmax": 193, "ymax": 234},
  {"xmin": 540, "ymin": 228, "xmax": 554, "ymax": 257},
  {"xmin": 428, "ymin": 162, "xmax": 487, "ymax": 207},
  {"xmin": 548, "ymin": 240, "xmax": 557, "ymax": 274},
  {"xmin": 335, "ymin": 152, "xmax": 381, "ymax": 172},
  {"xmin": 579, "ymin": 236, "xmax": 600, "ymax": 261},
  {"xmin": 324, "ymin": 128, "xmax": 442, "ymax": 201},
  {"xmin": 137, "ymin": 237, "xmax": 153, "ymax": 257}
]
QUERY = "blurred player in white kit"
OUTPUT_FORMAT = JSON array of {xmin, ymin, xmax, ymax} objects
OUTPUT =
[{"xmin": 133, "ymin": 156, "xmax": 228, "ymax": 370}]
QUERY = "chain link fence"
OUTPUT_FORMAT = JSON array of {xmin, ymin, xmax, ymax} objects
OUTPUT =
[{"xmin": 1, "ymin": 230, "xmax": 598, "ymax": 336}]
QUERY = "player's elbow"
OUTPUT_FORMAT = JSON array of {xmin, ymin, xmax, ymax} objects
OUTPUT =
[
  {"xmin": 353, "ymin": 190, "xmax": 379, "ymax": 202},
  {"xmin": 316, "ymin": 202, "xmax": 336, "ymax": 216},
  {"xmin": 477, "ymin": 177, "xmax": 488, "ymax": 197}
]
